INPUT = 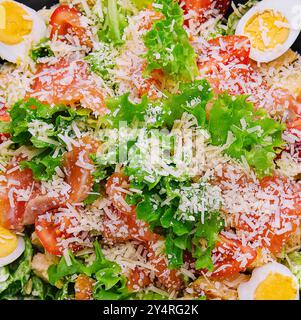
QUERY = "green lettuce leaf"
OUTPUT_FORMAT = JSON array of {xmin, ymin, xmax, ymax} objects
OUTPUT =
[
  {"xmin": 144, "ymin": 0, "xmax": 198, "ymax": 82},
  {"xmin": 30, "ymin": 38, "xmax": 54, "ymax": 62},
  {"xmin": 192, "ymin": 211, "xmax": 224, "ymax": 271},
  {"xmin": 1, "ymin": 98, "xmax": 89, "ymax": 181},
  {"xmin": 208, "ymin": 94, "xmax": 285, "ymax": 177},
  {"xmin": 21, "ymin": 154, "xmax": 62, "ymax": 181},
  {"xmin": 286, "ymin": 251, "xmax": 301, "ymax": 287},
  {"xmin": 102, "ymin": 79, "xmax": 213, "ymax": 129},
  {"xmin": 97, "ymin": 0, "xmax": 133, "ymax": 46},
  {"xmin": 47, "ymin": 241, "xmax": 130, "ymax": 300}
]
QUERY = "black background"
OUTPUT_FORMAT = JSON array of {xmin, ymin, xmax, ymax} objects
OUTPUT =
[{"xmin": 16, "ymin": 0, "xmax": 301, "ymax": 53}]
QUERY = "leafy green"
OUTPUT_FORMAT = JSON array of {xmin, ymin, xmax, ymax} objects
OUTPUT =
[
  {"xmin": 97, "ymin": 0, "xmax": 132, "ymax": 46},
  {"xmin": 131, "ymin": 0, "xmax": 151, "ymax": 9},
  {"xmin": 55, "ymin": 278, "xmax": 75, "ymax": 300},
  {"xmin": 129, "ymin": 178, "xmax": 224, "ymax": 270},
  {"xmin": 165, "ymin": 80, "xmax": 213, "ymax": 127},
  {"xmin": 192, "ymin": 211, "xmax": 224, "ymax": 271},
  {"xmin": 144, "ymin": 0, "xmax": 198, "ymax": 82},
  {"xmin": 48, "ymin": 241, "xmax": 130, "ymax": 300},
  {"xmin": 226, "ymin": 0, "xmax": 258, "ymax": 35},
  {"xmin": 30, "ymin": 38, "xmax": 54, "ymax": 62},
  {"xmin": 1, "ymin": 98, "xmax": 89, "ymax": 181},
  {"xmin": 101, "ymin": 80, "xmax": 284, "ymax": 179},
  {"xmin": 21, "ymin": 154, "xmax": 62, "ymax": 181},
  {"xmin": 103, "ymin": 79, "xmax": 212, "ymax": 129},
  {"xmin": 104, "ymin": 94, "xmax": 156, "ymax": 127},
  {"xmin": 208, "ymin": 94, "xmax": 285, "ymax": 177},
  {"xmin": 286, "ymin": 251, "xmax": 301, "ymax": 287}
]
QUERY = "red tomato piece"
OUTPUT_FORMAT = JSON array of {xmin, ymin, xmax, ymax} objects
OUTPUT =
[
  {"xmin": 50, "ymin": 5, "xmax": 92, "ymax": 47},
  {"xmin": 62, "ymin": 136, "xmax": 98, "ymax": 203},
  {"xmin": 30, "ymin": 57, "xmax": 107, "ymax": 115},
  {"xmin": 147, "ymin": 244, "xmax": 183, "ymax": 291},
  {"xmin": 127, "ymin": 267, "xmax": 151, "ymax": 292},
  {"xmin": 182, "ymin": 0, "xmax": 231, "ymax": 22},
  {"xmin": 198, "ymin": 35, "xmax": 251, "ymax": 73},
  {"xmin": 236, "ymin": 176, "xmax": 301, "ymax": 254},
  {"xmin": 210, "ymin": 234, "xmax": 257, "ymax": 279},
  {"xmin": 35, "ymin": 209, "xmax": 78, "ymax": 256},
  {"xmin": 198, "ymin": 35, "xmax": 299, "ymax": 116},
  {"xmin": 106, "ymin": 172, "xmax": 136, "ymax": 214},
  {"xmin": 102, "ymin": 204, "xmax": 155, "ymax": 244},
  {"xmin": 0, "ymin": 105, "xmax": 11, "ymax": 143},
  {"xmin": 0, "ymin": 158, "xmax": 39, "ymax": 231}
]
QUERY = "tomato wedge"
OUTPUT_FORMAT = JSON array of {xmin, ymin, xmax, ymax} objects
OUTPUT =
[
  {"xmin": 30, "ymin": 57, "xmax": 107, "ymax": 115},
  {"xmin": 50, "ymin": 5, "xmax": 92, "ymax": 47},
  {"xmin": 102, "ymin": 204, "xmax": 155, "ymax": 243},
  {"xmin": 127, "ymin": 267, "xmax": 151, "ymax": 292},
  {"xmin": 182, "ymin": 0, "xmax": 231, "ymax": 22},
  {"xmin": 236, "ymin": 176, "xmax": 301, "ymax": 254},
  {"xmin": 35, "ymin": 208, "xmax": 77, "ymax": 256},
  {"xmin": 0, "ymin": 158, "xmax": 39, "ymax": 231},
  {"xmin": 198, "ymin": 35, "xmax": 251, "ymax": 72},
  {"xmin": 106, "ymin": 172, "xmax": 136, "ymax": 214},
  {"xmin": 63, "ymin": 137, "xmax": 98, "ymax": 203},
  {"xmin": 210, "ymin": 234, "xmax": 257, "ymax": 279}
]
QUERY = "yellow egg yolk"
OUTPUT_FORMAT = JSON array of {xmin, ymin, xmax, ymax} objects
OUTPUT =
[
  {"xmin": 244, "ymin": 10, "xmax": 290, "ymax": 52},
  {"xmin": 254, "ymin": 272, "xmax": 298, "ymax": 300},
  {"xmin": 0, "ymin": 1, "xmax": 33, "ymax": 45},
  {"xmin": 0, "ymin": 226, "xmax": 18, "ymax": 258}
]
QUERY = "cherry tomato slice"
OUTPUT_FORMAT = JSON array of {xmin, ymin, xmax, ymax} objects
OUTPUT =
[
  {"xmin": 63, "ymin": 137, "xmax": 98, "ymax": 203},
  {"xmin": 0, "ymin": 159, "xmax": 39, "ymax": 231},
  {"xmin": 210, "ymin": 234, "xmax": 257, "ymax": 279},
  {"xmin": 182, "ymin": 0, "xmax": 231, "ymax": 23},
  {"xmin": 237, "ymin": 176, "xmax": 301, "ymax": 254},
  {"xmin": 35, "ymin": 209, "xmax": 77, "ymax": 256},
  {"xmin": 50, "ymin": 5, "xmax": 92, "ymax": 47}
]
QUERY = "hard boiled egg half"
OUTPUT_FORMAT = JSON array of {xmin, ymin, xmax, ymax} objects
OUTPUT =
[
  {"xmin": 238, "ymin": 262, "xmax": 299, "ymax": 300},
  {"xmin": 235, "ymin": 0, "xmax": 301, "ymax": 62},
  {"xmin": 0, "ymin": 226, "xmax": 25, "ymax": 267},
  {"xmin": 0, "ymin": 0, "xmax": 47, "ymax": 64}
]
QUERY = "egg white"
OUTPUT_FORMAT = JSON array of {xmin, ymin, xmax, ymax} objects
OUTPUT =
[
  {"xmin": 0, "ymin": 0, "xmax": 47, "ymax": 63},
  {"xmin": 238, "ymin": 262, "xmax": 300, "ymax": 300},
  {"xmin": 0, "ymin": 236, "xmax": 25, "ymax": 267},
  {"xmin": 235, "ymin": 0, "xmax": 301, "ymax": 62}
]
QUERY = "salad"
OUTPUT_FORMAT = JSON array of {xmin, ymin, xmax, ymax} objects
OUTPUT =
[{"xmin": 0, "ymin": 0, "xmax": 301, "ymax": 300}]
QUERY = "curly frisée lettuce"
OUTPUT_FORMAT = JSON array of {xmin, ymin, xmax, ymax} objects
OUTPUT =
[
  {"xmin": 48, "ymin": 241, "xmax": 130, "ymax": 300},
  {"xmin": 143, "ymin": 0, "xmax": 198, "ymax": 82},
  {"xmin": 100, "ymin": 80, "xmax": 284, "ymax": 178},
  {"xmin": 0, "ymin": 98, "xmax": 90, "ymax": 181},
  {"xmin": 208, "ymin": 94, "xmax": 285, "ymax": 177},
  {"xmin": 102, "ymin": 79, "xmax": 213, "ymax": 129},
  {"xmin": 130, "ymin": 179, "xmax": 224, "ymax": 270}
]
